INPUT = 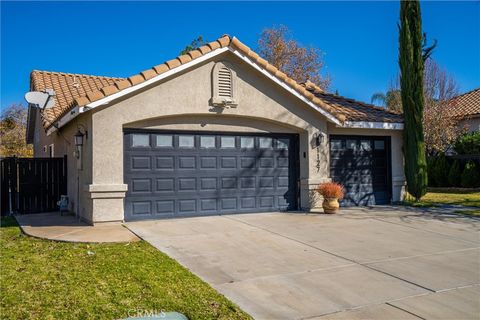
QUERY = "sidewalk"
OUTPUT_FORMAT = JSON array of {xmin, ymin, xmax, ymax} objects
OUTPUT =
[{"xmin": 15, "ymin": 212, "xmax": 139, "ymax": 243}]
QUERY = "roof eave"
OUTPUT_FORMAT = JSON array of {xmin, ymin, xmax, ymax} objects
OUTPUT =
[{"xmin": 341, "ymin": 121, "xmax": 404, "ymax": 130}]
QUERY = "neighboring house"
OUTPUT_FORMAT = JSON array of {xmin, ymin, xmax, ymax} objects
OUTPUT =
[
  {"xmin": 449, "ymin": 88, "xmax": 480, "ymax": 133},
  {"xmin": 26, "ymin": 35, "xmax": 404, "ymax": 224}
]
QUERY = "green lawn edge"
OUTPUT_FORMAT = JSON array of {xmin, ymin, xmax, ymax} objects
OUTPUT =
[
  {"xmin": 401, "ymin": 190, "xmax": 480, "ymax": 216},
  {"xmin": 0, "ymin": 217, "xmax": 251, "ymax": 320}
]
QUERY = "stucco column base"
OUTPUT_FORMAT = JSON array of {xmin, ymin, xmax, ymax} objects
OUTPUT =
[
  {"xmin": 87, "ymin": 184, "xmax": 127, "ymax": 224},
  {"xmin": 392, "ymin": 176, "xmax": 406, "ymax": 202},
  {"xmin": 300, "ymin": 178, "xmax": 332, "ymax": 211}
]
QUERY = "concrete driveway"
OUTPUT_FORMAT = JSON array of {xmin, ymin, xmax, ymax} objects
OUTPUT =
[{"xmin": 127, "ymin": 207, "xmax": 480, "ymax": 320}]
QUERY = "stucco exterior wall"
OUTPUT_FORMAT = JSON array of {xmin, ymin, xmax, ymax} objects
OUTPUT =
[
  {"xmin": 327, "ymin": 124, "xmax": 406, "ymax": 202},
  {"xmin": 32, "ymin": 109, "xmax": 93, "ymax": 223},
  {"xmin": 90, "ymin": 52, "xmax": 332, "ymax": 222},
  {"xmin": 459, "ymin": 116, "xmax": 480, "ymax": 133}
]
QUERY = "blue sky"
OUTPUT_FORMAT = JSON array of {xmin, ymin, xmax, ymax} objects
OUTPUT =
[{"xmin": 1, "ymin": 1, "xmax": 479, "ymax": 109}]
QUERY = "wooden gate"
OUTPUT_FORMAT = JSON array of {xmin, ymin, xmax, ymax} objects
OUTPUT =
[{"xmin": 0, "ymin": 156, "xmax": 67, "ymax": 215}]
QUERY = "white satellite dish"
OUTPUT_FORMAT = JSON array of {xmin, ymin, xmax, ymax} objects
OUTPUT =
[{"xmin": 25, "ymin": 90, "xmax": 55, "ymax": 109}]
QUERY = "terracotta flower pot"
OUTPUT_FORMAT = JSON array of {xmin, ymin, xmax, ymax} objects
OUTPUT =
[{"xmin": 322, "ymin": 197, "xmax": 340, "ymax": 214}]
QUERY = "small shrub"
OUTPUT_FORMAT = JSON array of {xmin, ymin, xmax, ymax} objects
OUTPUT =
[
  {"xmin": 448, "ymin": 160, "xmax": 462, "ymax": 187},
  {"xmin": 454, "ymin": 132, "xmax": 480, "ymax": 155},
  {"xmin": 432, "ymin": 155, "xmax": 449, "ymax": 187},
  {"xmin": 316, "ymin": 182, "xmax": 344, "ymax": 199},
  {"xmin": 461, "ymin": 161, "xmax": 480, "ymax": 188}
]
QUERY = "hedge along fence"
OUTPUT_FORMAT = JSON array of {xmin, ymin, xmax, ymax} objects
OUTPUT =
[{"xmin": 428, "ymin": 154, "xmax": 480, "ymax": 188}]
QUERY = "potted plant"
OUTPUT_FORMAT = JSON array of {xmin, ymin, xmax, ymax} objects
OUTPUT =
[{"xmin": 316, "ymin": 182, "xmax": 344, "ymax": 214}]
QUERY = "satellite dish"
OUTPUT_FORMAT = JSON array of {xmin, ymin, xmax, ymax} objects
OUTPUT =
[{"xmin": 25, "ymin": 91, "xmax": 55, "ymax": 109}]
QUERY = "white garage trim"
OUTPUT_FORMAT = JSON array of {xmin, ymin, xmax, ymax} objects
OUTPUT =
[{"xmin": 341, "ymin": 121, "xmax": 404, "ymax": 130}]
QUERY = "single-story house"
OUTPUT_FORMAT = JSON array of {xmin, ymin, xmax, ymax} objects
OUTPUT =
[
  {"xmin": 26, "ymin": 35, "xmax": 405, "ymax": 224},
  {"xmin": 449, "ymin": 88, "xmax": 480, "ymax": 133}
]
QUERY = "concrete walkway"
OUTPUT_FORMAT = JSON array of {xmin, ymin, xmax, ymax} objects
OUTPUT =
[
  {"xmin": 15, "ymin": 212, "xmax": 139, "ymax": 243},
  {"xmin": 127, "ymin": 207, "xmax": 480, "ymax": 320}
]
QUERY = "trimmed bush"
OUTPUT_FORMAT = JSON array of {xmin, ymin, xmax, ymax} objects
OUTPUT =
[
  {"xmin": 454, "ymin": 132, "xmax": 480, "ymax": 155},
  {"xmin": 447, "ymin": 160, "xmax": 462, "ymax": 187},
  {"xmin": 460, "ymin": 161, "xmax": 480, "ymax": 188},
  {"xmin": 432, "ymin": 155, "xmax": 450, "ymax": 187}
]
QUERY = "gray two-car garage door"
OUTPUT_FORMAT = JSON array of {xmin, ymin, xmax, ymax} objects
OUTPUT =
[{"xmin": 124, "ymin": 130, "xmax": 299, "ymax": 220}]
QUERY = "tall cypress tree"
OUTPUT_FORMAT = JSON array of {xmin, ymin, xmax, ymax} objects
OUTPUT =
[{"xmin": 399, "ymin": 0, "xmax": 428, "ymax": 201}]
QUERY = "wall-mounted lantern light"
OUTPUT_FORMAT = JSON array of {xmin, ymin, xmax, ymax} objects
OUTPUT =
[
  {"xmin": 315, "ymin": 132, "xmax": 324, "ymax": 148},
  {"xmin": 74, "ymin": 130, "xmax": 84, "ymax": 148},
  {"xmin": 74, "ymin": 125, "xmax": 87, "ymax": 161}
]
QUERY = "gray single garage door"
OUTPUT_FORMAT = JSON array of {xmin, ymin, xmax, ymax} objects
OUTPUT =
[
  {"xmin": 330, "ymin": 135, "xmax": 392, "ymax": 206},
  {"xmin": 124, "ymin": 130, "xmax": 299, "ymax": 220}
]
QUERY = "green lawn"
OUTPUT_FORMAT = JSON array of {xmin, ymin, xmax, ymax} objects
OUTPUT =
[
  {"xmin": 0, "ymin": 217, "xmax": 251, "ymax": 320},
  {"xmin": 403, "ymin": 190, "xmax": 480, "ymax": 215},
  {"xmin": 455, "ymin": 209, "xmax": 480, "ymax": 216}
]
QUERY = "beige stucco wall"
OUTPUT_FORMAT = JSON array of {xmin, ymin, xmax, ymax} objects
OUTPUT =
[
  {"xmin": 89, "ymin": 51, "xmax": 333, "ymax": 222},
  {"xmin": 32, "ymin": 109, "xmax": 93, "ymax": 223},
  {"xmin": 459, "ymin": 117, "xmax": 480, "ymax": 133}
]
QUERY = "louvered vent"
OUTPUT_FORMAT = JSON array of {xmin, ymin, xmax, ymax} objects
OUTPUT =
[
  {"xmin": 218, "ymin": 67, "xmax": 232, "ymax": 98},
  {"xmin": 211, "ymin": 62, "xmax": 237, "ymax": 107}
]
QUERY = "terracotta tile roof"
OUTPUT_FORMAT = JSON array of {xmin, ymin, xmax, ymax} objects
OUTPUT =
[
  {"xmin": 31, "ymin": 35, "xmax": 403, "ymax": 129},
  {"xmin": 30, "ymin": 70, "xmax": 123, "ymax": 127},
  {"xmin": 302, "ymin": 81, "xmax": 404, "ymax": 123},
  {"xmin": 449, "ymin": 88, "xmax": 480, "ymax": 119}
]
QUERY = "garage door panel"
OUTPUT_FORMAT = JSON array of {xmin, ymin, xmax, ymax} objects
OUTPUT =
[
  {"xmin": 240, "ymin": 157, "xmax": 256, "ymax": 168},
  {"xmin": 259, "ymin": 176, "xmax": 274, "ymax": 188},
  {"xmin": 156, "ymin": 200, "xmax": 175, "ymax": 215},
  {"xmin": 220, "ymin": 157, "xmax": 237, "ymax": 168},
  {"xmin": 178, "ymin": 156, "xmax": 196, "ymax": 169},
  {"xmin": 200, "ymin": 199, "xmax": 217, "ymax": 211},
  {"xmin": 131, "ymin": 201, "xmax": 151, "ymax": 216},
  {"xmin": 124, "ymin": 131, "xmax": 298, "ymax": 220},
  {"xmin": 221, "ymin": 177, "xmax": 237, "ymax": 189},
  {"xmin": 200, "ymin": 177, "xmax": 217, "ymax": 190},
  {"xmin": 220, "ymin": 198, "xmax": 237, "ymax": 210},
  {"xmin": 178, "ymin": 178, "xmax": 196, "ymax": 191},
  {"xmin": 330, "ymin": 135, "xmax": 391, "ymax": 206},
  {"xmin": 240, "ymin": 176, "xmax": 256, "ymax": 189},
  {"xmin": 155, "ymin": 156, "xmax": 175, "ymax": 169},
  {"xmin": 178, "ymin": 199, "xmax": 196, "ymax": 213},
  {"xmin": 131, "ymin": 178, "xmax": 151, "ymax": 193},
  {"xmin": 156, "ymin": 178, "xmax": 175, "ymax": 192},
  {"xmin": 131, "ymin": 156, "xmax": 151, "ymax": 170},
  {"xmin": 240, "ymin": 197, "xmax": 256, "ymax": 209}
]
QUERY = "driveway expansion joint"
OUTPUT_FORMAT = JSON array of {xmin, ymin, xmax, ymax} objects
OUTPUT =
[
  {"xmin": 372, "ymin": 216, "xmax": 480, "ymax": 245},
  {"xmin": 386, "ymin": 302, "xmax": 427, "ymax": 320},
  {"xmin": 224, "ymin": 215, "xmax": 438, "ymax": 293}
]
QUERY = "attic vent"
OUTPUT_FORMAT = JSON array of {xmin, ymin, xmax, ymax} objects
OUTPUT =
[
  {"xmin": 211, "ymin": 62, "xmax": 237, "ymax": 107},
  {"xmin": 218, "ymin": 67, "xmax": 232, "ymax": 98}
]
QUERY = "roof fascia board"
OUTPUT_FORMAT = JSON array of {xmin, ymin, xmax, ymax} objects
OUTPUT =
[
  {"xmin": 46, "ymin": 106, "xmax": 81, "ymax": 136},
  {"xmin": 341, "ymin": 121, "xmax": 404, "ymax": 130}
]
